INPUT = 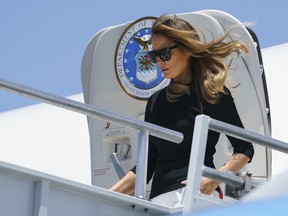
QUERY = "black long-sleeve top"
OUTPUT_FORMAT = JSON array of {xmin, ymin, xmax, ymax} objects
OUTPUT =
[{"xmin": 131, "ymin": 86, "xmax": 254, "ymax": 199}]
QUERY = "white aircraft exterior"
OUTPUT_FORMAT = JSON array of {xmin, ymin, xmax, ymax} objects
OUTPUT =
[{"xmin": 0, "ymin": 10, "xmax": 288, "ymax": 216}]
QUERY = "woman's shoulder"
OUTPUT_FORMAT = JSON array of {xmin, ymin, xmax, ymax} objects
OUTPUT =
[
  {"xmin": 203, "ymin": 87, "xmax": 235, "ymax": 111},
  {"xmin": 148, "ymin": 87, "xmax": 167, "ymax": 102},
  {"xmin": 221, "ymin": 87, "xmax": 235, "ymax": 102},
  {"xmin": 145, "ymin": 88, "xmax": 167, "ymax": 121},
  {"xmin": 146, "ymin": 87, "xmax": 166, "ymax": 107}
]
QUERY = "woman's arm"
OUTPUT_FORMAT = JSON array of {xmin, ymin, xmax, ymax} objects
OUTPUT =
[
  {"xmin": 200, "ymin": 152, "xmax": 250, "ymax": 195},
  {"xmin": 109, "ymin": 171, "xmax": 136, "ymax": 195}
]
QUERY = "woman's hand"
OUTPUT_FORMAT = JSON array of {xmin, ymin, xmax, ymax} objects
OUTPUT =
[
  {"xmin": 199, "ymin": 177, "xmax": 220, "ymax": 195},
  {"xmin": 181, "ymin": 153, "xmax": 251, "ymax": 195},
  {"xmin": 181, "ymin": 177, "xmax": 220, "ymax": 195},
  {"xmin": 109, "ymin": 171, "xmax": 136, "ymax": 195}
]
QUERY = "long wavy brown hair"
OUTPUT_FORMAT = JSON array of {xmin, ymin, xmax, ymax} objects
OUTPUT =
[{"xmin": 151, "ymin": 14, "xmax": 249, "ymax": 104}]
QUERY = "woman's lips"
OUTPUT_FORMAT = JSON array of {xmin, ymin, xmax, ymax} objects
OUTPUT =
[{"xmin": 161, "ymin": 68, "xmax": 169, "ymax": 72}]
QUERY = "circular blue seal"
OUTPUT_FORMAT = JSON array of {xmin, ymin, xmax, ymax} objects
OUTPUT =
[{"xmin": 115, "ymin": 17, "xmax": 170, "ymax": 100}]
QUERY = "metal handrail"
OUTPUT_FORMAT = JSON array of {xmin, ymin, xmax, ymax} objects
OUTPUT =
[
  {"xmin": 0, "ymin": 78, "xmax": 183, "ymax": 200},
  {"xmin": 0, "ymin": 78, "xmax": 183, "ymax": 144},
  {"xmin": 202, "ymin": 166, "xmax": 255, "ymax": 188}
]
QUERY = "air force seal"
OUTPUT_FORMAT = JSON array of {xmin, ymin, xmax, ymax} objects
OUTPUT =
[{"xmin": 115, "ymin": 17, "xmax": 170, "ymax": 100}]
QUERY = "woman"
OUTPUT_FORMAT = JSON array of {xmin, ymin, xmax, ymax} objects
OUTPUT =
[{"xmin": 110, "ymin": 15, "xmax": 254, "ymax": 206}]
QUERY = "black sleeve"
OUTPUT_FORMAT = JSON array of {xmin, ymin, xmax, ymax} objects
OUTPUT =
[
  {"xmin": 130, "ymin": 93, "xmax": 160, "ymax": 182},
  {"xmin": 209, "ymin": 90, "xmax": 254, "ymax": 161}
]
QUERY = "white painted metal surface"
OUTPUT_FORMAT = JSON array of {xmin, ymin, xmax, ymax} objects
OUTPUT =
[{"xmin": 0, "ymin": 161, "xmax": 177, "ymax": 216}]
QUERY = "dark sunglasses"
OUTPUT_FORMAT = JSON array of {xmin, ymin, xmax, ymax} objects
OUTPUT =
[{"xmin": 148, "ymin": 45, "xmax": 177, "ymax": 63}]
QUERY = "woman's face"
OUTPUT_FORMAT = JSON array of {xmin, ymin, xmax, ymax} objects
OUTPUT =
[{"xmin": 151, "ymin": 34, "xmax": 191, "ymax": 84}]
